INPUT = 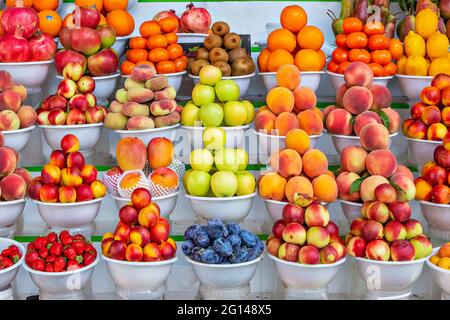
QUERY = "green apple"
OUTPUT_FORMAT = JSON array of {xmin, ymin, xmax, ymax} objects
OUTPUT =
[
  {"xmin": 203, "ymin": 127, "xmax": 226, "ymax": 151},
  {"xmin": 199, "ymin": 103, "xmax": 224, "ymax": 127},
  {"xmin": 214, "ymin": 148, "xmax": 240, "ymax": 172},
  {"xmin": 241, "ymin": 100, "xmax": 255, "ymax": 124},
  {"xmin": 211, "ymin": 171, "xmax": 238, "ymax": 197},
  {"xmin": 215, "ymin": 79, "xmax": 240, "ymax": 102},
  {"xmin": 186, "ymin": 170, "xmax": 211, "ymax": 196},
  {"xmin": 181, "ymin": 103, "xmax": 201, "ymax": 126},
  {"xmin": 223, "ymin": 101, "xmax": 247, "ymax": 126},
  {"xmin": 192, "ymin": 84, "xmax": 215, "ymax": 106},
  {"xmin": 235, "ymin": 148, "xmax": 249, "ymax": 171},
  {"xmin": 183, "ymin": 169, "xmax": 192, "ymax": 190},
  {"xmin": 235, "ymin": 171, "xmax": 256, "ymax": 196},
  {"xmin": 199, "ymin": 65, "xmax": 222, "ymax": 86},
  {"xmin": 190, "ymin": 149, "xmax": 214, "ymax": 172}
]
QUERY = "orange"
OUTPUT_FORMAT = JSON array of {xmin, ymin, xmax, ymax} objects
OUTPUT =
[
  {"xmin": 147, "ymin": 34, "xmax": 168, "ymax": 49},
  {"xmin": 280, "ymin": 5, "xmax": 307, "ymax": 33},
  {"xmin": 103, "ymin": 0, "xmax": 128, "ymax": 12},
  {"xmin": 38, "ymin": 10, "xmax": 62, "ymax": 37},
  {"xmin": 165, "ymin": 32, "xmax": 178, "ymax": 44},
  {"xmin": 140, "ymin": 21, "xmax": 161, "ymax": 38},
  {"xmin": 348, "ymin": 48, "xmax": 371, "ymax": 64},
  {"xmin": 342, "ymin": 17, "xmax": 363, "ymax": 34},
  {"xmin": 33, "ymin": 0, "xmax": 58, "ymax": 11},
  {"xmin": 75, "ymin": 0, "xmax": 103, "ymax": 11},
  {"xmin": 159, "ymin": 16, "xmax": 179, "ymax": 33},
  {"xmin": 294, "ymin": 49, "xmax": 323, "ymax": 71},
  {"xmin": 173, "ymin": 57, "xmax": 187, "ymax": 72},
  {"xmin": 369, "ymin": 62, "xmax": 384, "ymax": 77},
  {"xmin": 297, "ymin": 26, "xmax": 324, "ymax": 51},
  {"xmin": 167, "ymin": 43, "xmax": 183, "ymax": 60},
  {"xmin": 126, "ymin": 49, "xmax": 148, "ymax": 64},
  {"xmin": 6, "ymin": 0, "xmax": 33, "ymax": 7},
  {"xmin": 335, "ymin": 33, "xmax": 347, "ymax": 48},
  {"xmin": 106, "ymin": 10, "xmax": 134, "ymax": 37},
  {"xmin": 156, "ymin": 60, "xmax": 176, "ymax": 74},
  {"xmin": 129, "ymin": 36, "xmax": 147, "ymax": 49},
  {"xmin": 267, "ymin": 28, "xmax": 297, "ymax": 52},
  {"xmin": 120, "ymin": 60, "xmax": 135, "ymax": 75},
  {"xmin": 389, "ymin": 38, "xmax": 403, "ymax": 60},
  {"xmin": 148, "ymin": 48, "xmax": 170, "ymax": 63},
  {"xmin": 257, "ymin": 48, "xmax": 270, "ymax": 72},
  {"xmin": 266, "ymin": 49, "xmax": 294, "ymax": 72},
  {"xmin": 370, "ymin": 50, "xmax": 392, "ymax": 66}
]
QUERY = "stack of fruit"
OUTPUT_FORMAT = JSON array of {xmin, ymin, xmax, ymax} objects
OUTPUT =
[
  {"xmin": 28, "ymin": 134, "xmax": 107, "ymax": 203},
  {"xmin": 25, "ymin": 231, "xmax": 97, "ymax": 272},
  {"xmin": 328, "ymin": 17, "xmax": 401, "ymax": 76},
  {"xmin": 0, "ymin": 2, "xmax": 57, "ymax": 62},
  {"xmin": 37, "ymin": 63, "xmax": 107, "ymax": 126},
  {"xmin": 429, "ymin": 242, "xmax": 450, "ymax": 270},
  {"xmin": 254, "ymin": 64, "xmax": 324, "ymax": 137},
  {"xmin": 121, "ymin": 16, "xmax": 187, "ymax": 75},
  {"xmin": 324, "ymin": 62, "xmax": 400, "ymax": 140},
  {"xmin": 0, "ymin": 243, "xmax": 22, "ymax": 270},
  {"xmin": 258, "ymin": 5, "xmax": 325, "ymax": 73},
  {"xmin": 181, "ymin": 66, "xmax": 254, "ymax": 128},
  {"xmin": 0, "ymin": 71, "xmax": 37, "ymax": 131},
  {"xmin": 105, "ymin": 65, "xmax": 181, "ymax": 131},
  {"xmin": 182, "ymin": 220, "xmax": 263, "ymax": 264},
  {"xmin": 403, "ymin": 74, "xmax": 450, "ymax": 141},
  {"xmin": 57, "ymin": 6, "xmax": 118, "ymax": 77},
  {"xmin": 101, "ymin": 188, "xmax": 176, "ymax": 262},
  {"xmin": 188, "ymin": 21, "xmax": 255, "ymax": 77},
  {"xmin": 267, "ymin": 202, "xmax": 346, "ymax": 264}
]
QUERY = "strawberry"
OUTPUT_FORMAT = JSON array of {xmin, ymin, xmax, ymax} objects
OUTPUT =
[
  {"xmin": 45, "ymin": 255, "xmax": 57, "ymax": 263},
  {"xmin": 33, "ymin": 237, "xmax": 48, "ymax": 250},
  {"xmin": 8, "ymin": 245, "xmax": 20, "ymax": 257},
  {"xmin": 0, "ymin": 256, "xmax": 13, "ymax": 269},
  {"xmin": 38, "ymin": 247, "xmax": 49, "ymax": 259},
  {"xmin": 84, "ymin": 243, "xmax": 97, "ymax": 256},
  {"xmin": 46, "ymin": 232, "xmax": 58, "ymax": 243},
  {"xmin": 59, "ymin": 230, "xmax": 73, "ymax": 246},
  {"xmin": 50, "ymin": 242, "xmax": 63, "ymax": 256},
  {"xmin": 25, "ymin": 251, "xmax": 39, "ymax": 266},
  {"xmin": 45, "ymin": 263, "xmax": 54, "ymax": 272},
  {"xmin": 1, "ymin": 247, "xmax": 12, "ymax": 257},
  {"xmin": 66, "ymin": 259, "xmax": 81, "ymax": 271},
  {"xmin": 73, "ymin": 234, "xmax": 86, "ymax": 241},
  {"xmin": 27, "ymin": 242, "xmax": 35, "ymax": 252},
  {"xmin": 32, "ymin": 259, "xmax": 45, "ymax": 271},
  {"xmin": 72, "ymin": 240, "xmax": 85, "ymax": 256},
  {"xmin": 54, "ymin": 256, "xmax": 66, "ymax": 272},
  {"xmin": 63, "ymin": 246, "xmax": 76, "ymax": 260},
  {"xmin": 82, "ymin": 253, "xmax": 95, "ymax": 266}
]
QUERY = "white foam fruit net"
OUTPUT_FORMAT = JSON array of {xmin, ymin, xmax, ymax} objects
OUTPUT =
[
  {"xmin": 168, "ymin": 158, "xmax": 185, "ymax": 185},
  {"xmin": 102, "ymin": 172, "xmax": 121, "ymax": 197},
  {"xmin": 117, "ymin": 170, "xmax": 151, "ymax": 198},
  {"xmin": 149, "ymin": 179, "xmax": 178, "ymax": 197}
]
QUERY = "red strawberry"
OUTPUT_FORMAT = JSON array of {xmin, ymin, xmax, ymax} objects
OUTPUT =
[
  {"xmin": 1, "ymin": 247, "xmax": 12, "ymax": 257},
  {"xmin": 25, "ymin": 251, "xmax": 39, "ymax": 266},
  {"xmin": 54, "ymin": 256, "xmax": 66, "ymax": 272},
  {"xmin": 0, "ymin": 257, "xmax": 13, "ymax": 269},
  {"xmin": 32, "ymin": 259, "xmax": 45, "ymax": 271},
  {"xmin": 84, "ymin": 243, "xmax": 97, "ymax": 255},
  {"xmin": 45, "ymin": 263, "xmax": 55, "ymax": 272},
  {"xmin": 59, "ymin": 230, "xmax": 73, "ymax": 246},
  {"xmin": 50, "ymin": 242, "xmax": 63, "ymax": 256},
  {"xmin": 46, "ymin": 232, "xmax": 58, "ymax": 243},
  {"xmin": 38, "ymin": 247, "xmax": 49, "ymax": 259},
  {"xmin": 34, "ymin": 237, "xmax": 48, "ymax": 250},
  {"xmin": 72, "ymin": 240, "xmax": 86, "ymax": 256},
  {"xmin": 66, "ymin": 259, "xmax": 81, "ymax": 271},
  {"xmin": 82, "ymin": 253, "xmax": 95, "ymax": 266},
  {"xmin": 73, "ymin": 234, "xmax": 86, "ymax": 241},
  {"xmin": 63, "ymin": 246, "xmax": 76, "ymax": 260},
  {"xmin": 27, "ymin": 242, "xmax": 35, "ymax": 252},
  {"xmin": 45, "ymin": 255, "xmax": 57, "ymax": 263},
  {"xmin": 8, "ymin": 245, "xmax": 20, "ymax": 257}
]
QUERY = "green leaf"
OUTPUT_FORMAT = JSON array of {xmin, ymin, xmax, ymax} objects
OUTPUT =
[
  {"xmin": 377, "ymin": 109, "xmax": 390, "ymax": 130},
  {"xmin": 332, "ymin": 166, "xmax": 342, "ymax": 177},
  {"xmin": 350, "ymin": 115, "xmax": 356, "ymax": 127},
  {"xmin": 388, "ymin": 179, "xmax": 406, "ymax": 198},
  {"xmin": 350, "ymin": 178, "xmax": 363, "ymax": 194}
]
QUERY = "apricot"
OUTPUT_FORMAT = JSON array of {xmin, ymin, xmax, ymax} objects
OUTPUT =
[
  {"xmin": 258, "ymin": 172, "xmax": 287, "ymax": 201},
  {"xmin": 285, "ymin": 128, "xmax": 310, "ymax": 155},
  {"xmin": 270, "ymin": 149, "xmax": 302, "ymax": 178},
  {"xmin": 342, "ymin": 86, "xmax": 373, "ymax": 115},
  {"xmin": 276, "ymin": 64, "xmax": 301, "ymax": 91},
  {"xmin": 353, "ymin": 111, "xmax": 382, "ymax": 136},
  {"xmin": 266, "ymin": 87, "xmax": 295, "ymax": 115},
  {"xmin": 285, "ymin": 176, "xmax": 314, "ymax": 203},
  {"xmin": 254, "ymin": 109, "xmax": 277, "ymax": 133},
  {"xmin": 302, "ymin": 149, "xmax": 328, "ymax": 179},
  {"xmin": 297, "ymin": 110, "xmax": 323, "ymax": 135},
  {"xmin": 341, "ymin": 145, "xmax": 367, "ymax": 174},
  {"xmin": 326, "ymin": 108, "xmax": 353, "ymax": 135},
  {"xmin": 274, "ymin": 112, "xmax": 299, "ymax": 136},
  {"xmin": 359, "ymin": 123, "xmax": 390, "ymax": 150},
  {"xmin": 312, "ymin": 174, "xmax": 338, "ymax": 203},
  {"xmin": 366, "ymin": 149, "xmax": 397, "ymax": 178},
  {"xmin": 293, "ymin": 87, "xmax": 317, "ymax": 113}
]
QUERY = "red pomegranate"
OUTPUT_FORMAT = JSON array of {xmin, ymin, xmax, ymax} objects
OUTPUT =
[
  {"xmin": 180, "ymin": 3, "xmax": 211, "ymax": 33},
  {"xmin": 29, "ymin": 33, "xmax": 57, "ymax": 61},
  {"xmin": 153, "ymin": 9, "xmax": 180, "ymax": 32},
  {"xmin": 0, "ymin": 27, "xmax": 31, "ymax": 62},
  {"xmin": 1, "ymin": 0, "xmax": 39, "ymax": 39}
]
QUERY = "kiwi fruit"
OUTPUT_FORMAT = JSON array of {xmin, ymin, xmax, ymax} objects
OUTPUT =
[
  {"xmin": 213, "ymin": 61, "xmax": 232, "ymax": 77},
  {"xmin": 211, "ymin": 21, "xmax": 230, "ymax": 37},
  {"xmin": 203, "ymin": 34, "xmax": 223, "ymax": 50},
  {"xmin": 243, "ymin": 55, "xmax": 256, "ymax": 73},
  {"xmin": 195, "ymin": 47, "xmax": 210, "ymax": 61},
  {"xmin": 209, "ymin": 47, "xmax": 229, "ymax": 63},
  {"xmin": 228, "ymin": 48, "xmax": 247, "ymax": 64},
  {"xmin": 223, "ymin": 32, "xmax": 241, "ymax": 50},
  {"xmin": 231, "ymin": 58, "xmax": 251, "ymax": 76},
  {"xmin": 187, "ymin": 58, "xmax": 196, "ymax": 73},
  {"xmin": 191, "ymin": 59, "xmax": 210, "ymax": 76}
]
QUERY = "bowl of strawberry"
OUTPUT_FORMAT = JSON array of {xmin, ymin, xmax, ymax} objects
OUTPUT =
[
  {"xmin": 0, "ymin": 239, "xmax": 24, "ymax": 292},
  {"xmin": 23, "ymin": 231, "xmax": 99, "ymax": 300}
]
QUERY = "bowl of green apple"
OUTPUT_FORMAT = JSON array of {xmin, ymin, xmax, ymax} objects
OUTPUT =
[{"xmin": 184, "ymin": 147, "xmax": 257, "ymax": 223}]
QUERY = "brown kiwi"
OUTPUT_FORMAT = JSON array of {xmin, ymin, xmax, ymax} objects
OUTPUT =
[
  {"xmin": 243, "ymin": 55, "xmax": 256, "ymax": 73},
  {"xmin": 203, "ymin": 34, "xmax": 223, "ymax": 50},
  {"xmin": 187, "ymin": 58, "xmax": 196, "ymax": 73},
  {"xmin": 231, "ymin": 58, "xmax": 251, "ymax": 76},
  {"xmin": 209, "ymin": 47, "xmax": 229, "ymax": 63},
  {"xmin": 213, "ymin": 61, "xmax": 232, "ymax": 77},
  {"xmin": 195, "ymin": 47, "xmax": 210, "ymax": 61},
  {"xmin": 211, "ymin": 21, "xmax": 230, "ymax": 37},
  {"xmin": 191, "ymin": 59, "xmax": 210, "ymax": 76},
  {"xmin": 228, "ymin": 48, "xmax": 247, "ymax": 63},
  {"xmin": 223, "ymin": 32, "xmax": 241, "ymax": 50}
]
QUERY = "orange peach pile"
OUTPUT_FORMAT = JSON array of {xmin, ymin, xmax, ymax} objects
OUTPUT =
[
  {"xmin": 254, "ymin": 64, "xmax": 323, "ymax": 136},
  {"xmin": 429, "ymin": 243, "xmax": 450, "ymax": 270},
  {"xmin": 27, "ymin": 134, "xmax": 106, "ymax": 203},
  {"xmin": 0, "ymin": 133, "xmax": 31, "ymax": 201},
  {"xmin": 403, "ymin": 74, "xmax": 450, "ymax": 141},
  {"xmin": 101, "ymin": 188, "xmax": 176, "ymax": 262},
  {"xmin": 324, "ymin": 62, "xmax": 400, "ymax": 140},
  {"xmin": 259, "ymin": 131, "xmax": 337, "ymax": 204}
]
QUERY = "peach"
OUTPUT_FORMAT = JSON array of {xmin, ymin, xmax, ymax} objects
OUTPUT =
[
  {"xmin": 124, "ymin": 77, "xmax": 145, "ymax": 90},
  {"xmin": 362, "ymin": 220, "xmax": 384, "ymax": 242},
  {"xmin": 394, "ymin": 165, "xmax": 414, "ymax": 182},
  {"xmin": 342, "ymin": 86, "xmax": 373, "ymax": 115},
  {"xmin": 66, "ymin": 151, "xmax": 85, "ymax": 169},
  {"xmin": 138, "ymin": 203, "xmax": 160, "ymax": 228},
  {"xmin": 12, "ymin": 84, "xmax": 26, "ymax": 102},
  {"xmin": 76, "ymin": 184, "xmax": 94, "ymax": 202},
  {"xmin": 147, "ymin": 137, "xmax": 174, "ymax": 170},
  {"xmin": 143, "ymin": 243, "xmax": 161, "ymax": 262},
  {"xmin": 61, "ymin": 167, "xmax": 82, "ymax": 187},
  {"xmin": 150, "ymin": 100, "xmax": 177, "ymax": 117},
  {"xmin": 410, "ymin": 102, "xmax": 427, "ymax": 120},
  {"xmin": 297, "ymin": 110, "xmax": 323, "ymax": 135},
  {"xmin": 414, "ymin": 177, "xmax": 432, "ymax": 201},
  {"xmin": 125, "ymin": 244, "xmax": 143, "ymax": 262},
  {"xmin": 423, "ymin": 164, "xmax": 446, "ymax": 185},
  {"xmin": 365, "ymin": 149, "xmax": 397, "ymax": 178},
  {"xmin": 58, "ymin": 186, "xmax": 77, "ymax": 203},
  {"xmin": 80, "ymin": 164, "xmax": 98, "ymax": 185},
  {"xmin": 131, "ymin": 64, "xmax": 157, "ymax": 82},
  {"xmin": 28, "ymin": 177, "xmax": 44, "ymax": 200},
  {"xmin": 16, "ymin": 106, "xmax": 37, "ymax": 128},
  {"xmin": 150, "ymin": 167, "xmax": 178, "ymax": 188},
  {"xmin": 374, "ymin": 183, "xmax": 396, "ymax": 203},
  {"xmin": 276, "ymin": 64, "xmax": 301, "ymax": 91},
  {"xmin": 380, "ymin": 108, "xmax": 401, "ymax": 134},
  {"xmin": 278, "ymin": 243, "xmax": 301, "ymax": 262},
  {"xmin": 45, "ymin": 95, "xmax": 67, "ymax": 111},
  {"xmin": 282, "ymin": 203, "xmax": 305, "ymax": 223},
  {"xmin": 422, "ymin": 105, "xmax": 441, "ymax": 125},
  {"xmin": 304, "ymin": 203, "xmax": 330, "ymax": 227},
  {"xmin": 361, "ymin": 202, "xmax": 371, "ymax": 219},
  {"xmin": 359, "ymin": 123, "xmax": 389, "ymax": 150},
  {"xmin": 41, "ymin": 164, "xmax": 61, "ymax": 185},
  {"xmin": 442, "ymin": 107, "xmax": 450, "ymax": 126},
  {"xmin": 360, "ymin": 175, "xmax": 389, "ymax": 202},
  {"xmin": 0, "ymin": 133, "xmax": 3, "ymax": 147},
  {"xmin": 390, "ymin": 173, "xmax": 416, "ymax": 201},
  {"xmin": 341, "ymin": 145, "xmax": 367, "ymax": 174},
  {"xmin": 298, "ymin": 245, "xmax": 320, "ymax": 264},
  {"xmin": 14, "ymin": 168, "xmax": 31, "ymax": 186},
  {"xmin": 39, "ymin": 183, "xmax": 59, "ymax": 203},
  {"xmin": 442, "ymin": 87, "xmax": 450, "ymax": 107},
  {"xmin": 306, "ymin": 226, "xmax": 330, "ymax": 249},
  {"xmin": 270, "ymin": 148, "xmax": 302, "ymax": 178},
  {"xmin": 109, "ymin": 240, "xmax": 127, "ymax": 260},
  {"xmin": 0, "ymin": 174, "xmax": 26, "ymax": 200},
  {"xmin": 322, "ymin": 105, "xmax": 338, "ymax": 123},
  {"xmin": 0, "ymin": 90, "xmax": 21, "ymax": 112},
  {"xmin": 266, "ymin": 87, "xmax": 295, "ymax": 115},
  {"xmin": 366, "ymin": 239, "xmax": 390, "ymax": 261},
  {"xmin": 68, "ymin": 94, "xmax": 89, "ymax": 112},
  {"xmin": 369, "ymin": 85, "xmax": 392, "ymax": 110},
  {"xmin": 325, "ymin": 108, "xmax": 353, "ymax": 135},
  {"xmin": 85, "ymin": 106, "xmax": 105, "ymax": 124},
  {"xmin": 329, "ymin": 241, "xmax": 346, "ymax": 260},
  {"xmin": 366, "ymin": 201, "xmax": 390, "ymax": 224},
  {"xmin": 353, "ymin": 111, "xmax": 382, "ymax": 136},
  {"xmin": 302, "ymin": 149, "xmax": 328, "ymax": 179},
  {"xmin": 430, "ymin": 184, "xmax": 450, "ymax": 204},
  {"xmin": 122, "ymin": 102, "xmax": 150, "ymax": 118},
  {"xmin": 344, "ymin": 62, "xmax": 374, "ymax": 87},
  {"xmin": 47, "ymin": 109, "xmax": 67, "ymax": 125},
  {"xmin": 385, "ymin": 221, "xmax": 407, "ymax": 242},
  {"xmin": 293, "ymin": 87, "xmax": 317, "ymax": 113},
  {"xmin": 434, "ymin": 145, "xmax": 450, "ymax": 169},
  {"xmin": 282, "ymin": 222, "xmax": 307, "ymax": 245},
  {"xmin": 389, "ymin": 201, "xmax": 412, "ymax": 222},
  {"xmin": 130, "ymin": 226, "xmax": 151, "ymax": 247},
  {"xmin": 404, "ymin": 219, "xmax": 423, "ymax": 240},
  {"xmin": 312, "ymin": 174, "xmax": 338, "ymax": 203},
  {"xmin": 160, "ymin": 241, "xmax": 176, "ymax": 260},
  {"xmin": 60, "ymin": 134, "xmax": 80, "ymax": 153},
  {"xmin": 438, "ymin": 243, "xmax": 450, "ymax": 258},
  {"xmin": 131, "ymin": 188, "xmax": 152, "ymax": 210},
  {"xmin": 404, "ymin": 119, "xmax": 427, "ymax": 139},
  {"xmin": 145, "ymin": 75, "xmax": 168, "ymax": 91},
  {"xmin": 150, "ymin": 221, "xmax": 169, "ymax": 244},
  {"xmin": 410, "ymin": 235, "xmax": 432, "ymax": 259},
  {"xmin": 284, "ymin": 176, "xmax": 313, "ymax": 203},
  {"xmin": 274, "ymin": 112, "xmax": 299, "ymax": 136},
  {"xmin": 127, "ymin": 116, "xmax": 155, "ymax": 130},
  {"xmin": 0, "ymin": 71, "xmax": 13, "ymax": 91},
  {"xmin": 119, "ymin": 205, "xmax": 139, "ymax": 225},
  {"xmin": 427, "ymin": 123, "xmax": 448, "ymax": 140},
  {"xmin": 259, "ymin": 172, "xmax": 287, "ymax": 201},
  {"xmin": 109, "ymin": 100, "xmax": 123, "ymax": 113},
  {"xmin": 116, "ymin": 137, "xmax": 147, "ymax": 171},
  {"xmin": 104, "ymin": 112, "xmax": 128, "ymax": 130},
  {"xmin": 90, "ymin": 180, "xmax": 106, "ymax": 199},
  {"xmin": 267, "ymin": 237, "xmax": 283, "ymax": 257},
  {"xmin": 350, "ymin": 218, "xmax": 367, "ymax": 237},
  {"xmin": 0, "ymin": 146, "xmax": 17, "ymax": 176},
  {"xmin": 285, "ymin": 128, "xmax": 310, "ymax": 155},
  {"xmin": 336, "ymin": 172, "xmax": 361, "ymax": 201},
  {"xmin": 154, "ymin": 111, "xmax": 180, "ymax": 128},
  {"xmin": 420, "ymin": 86, "xmax": 441, "ymax": 105},
  {"xmin": 66, "ymin": 109, "xmax": 86, "ymax": 125},
  {"xmin": 0, "ymin": 110, "xmax": 20, "ymax": 130},
  {"xmin": 444, "ymin": 132, "xmax": 450, "ymax": 150},
  {"xmin": 431, "ymin": 73, "xmax": 450, "ymax": 90},
  {"xmin": 346, "ymin": 236, "xmax": 367, "ymax": 257},
  {"xmin": 336, "ymin": 84, "xmax": 348, "ymax": 107},
  {"xmin": 57, "ymin": 79, "xmax": 78, "ymax": 99}
]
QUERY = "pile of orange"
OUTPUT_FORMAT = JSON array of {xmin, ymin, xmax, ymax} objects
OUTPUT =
[
  {"xmin": 328, "ymin": 17, "xmax": 403, "ymax": 76},
  {"xmin": 258, "ymin": 5, "xmax": 326, "ymax": 73},
  {"xmin": 121, "ymin": 18, "xmax": 188, "ymax": 75}
]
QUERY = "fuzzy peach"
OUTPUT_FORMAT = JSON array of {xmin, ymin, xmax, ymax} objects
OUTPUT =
[
  {"xmin": 391, "ymin": 173, "xmax": 416, "ymax": 201},
  {"xmin": 353, "ymin": 111, "xmax": 382, "ymax": 136},
  {"xmin": 370, "ymin": 85, "xmax": 392, "ymax": 110},
  {"xmin": 297, "ymin": 110, "xmax": 323, "ymax": 135},
  {"xmin": 16, "ymin": 106, "xmax": 37, "ymax": 128},
  {"xmin": 341, "ymin": 145, "xmax": 367, "ymax": 174},
  {"xmin": 365, "ymin": 149, "xmax": 397, "ymax": 178},
  {"xmin": 0, "ymin": 174, "xmax": 26, "ymax": 200},
  {"xmin": 342, "ymin": 86, "xmax": 373, "ymax": 115},
  {"xmin": 293, "ymin": 87, "xmax": 317, "ymax": 113},
  {"xmin": 374, "ymin": 183, "xmax": 396, "ymax": 203},
  {"xmin": 359, "ymin": 123, "xmax": 389, "ymax": 150},
  {"xmin": 266, "ymin": 87, "xmax": 295, "ymax": 115},
  {"xmin": 336, "ymin": 84, "xmax": 348, "ymax": 107},
  {"xmin": 270, "ymin": 148, "xmax": 302, "ymax": 178},
  {"xmin": 284, "ymin": 176, "xmax": 313, "ymax": 203},
  {"xmin": 302, "ymin": 149, "xmax": 328, "ymax": 179},
  {"xmin": 254, "ymin": 109, "xmax": 277, "ymax": 132},
  {"xmin": 274, "ymin": 112, "xmax": 299, "ymax": 136},
  {"xmin": 285, "ymin": 128, "xmax": 310, "ymax": 155},
  {"xmin": 276, "ymin": 64, "xmax": 301, "ymax": 91},
  {"xmin": 0, "ymin": 147, "xmax": 17, "ymax": 176},
  {"xmin": 344, "ymin": 62, "xmax": 374, "ymax": 87},
  {"xmin": 312, "ymin": 174, "xmax": 338, "ymax": 203},
  {"xmin": 0, "ymin": 110, "xmax": 20, "ymax": 130},
  {"xmin": 380, "ymin": 108, "xmax": 401, "ymax": 134},
  {"xmin": 394, "ymin": 165, "xmax": 414, "ymax": 182},
  {"xmin": 325, "ymin": 108, "xmax": 353, "ymax": 135},
  {"xmin": 360, "ymin": 175, "xmax": 389, "ymax": 202},
  {"xmin": 336, "ymin": 172, "xmax": 361, "ymax": 201},
  {"xmin": 259, "ymin": 172, "xmax": 287, "ymax": 201}
]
